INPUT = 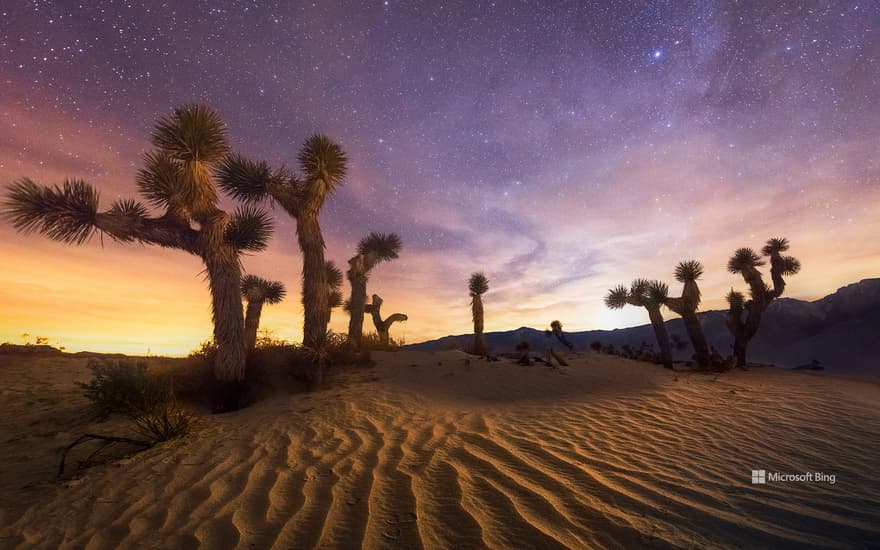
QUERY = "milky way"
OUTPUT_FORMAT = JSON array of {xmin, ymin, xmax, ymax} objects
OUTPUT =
[{"xmin": 1, "ymin": 1, "xmax": 879, "ymax": 353}]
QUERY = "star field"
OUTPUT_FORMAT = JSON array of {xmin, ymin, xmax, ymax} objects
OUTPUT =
[{"xmin": 1, "ymin": 1, "xmax": 879, "ymax": 352}]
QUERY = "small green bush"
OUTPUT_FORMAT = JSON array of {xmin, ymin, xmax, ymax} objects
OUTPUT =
[
  {"xmin": 78, "ymin": 359, "xmax": 195, "ymax": 441},
  {"xmin": 78, "ymin": 359, "xmax": 167, "ymax": 419}
]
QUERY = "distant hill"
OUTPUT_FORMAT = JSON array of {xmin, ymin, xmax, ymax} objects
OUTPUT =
[{"xmin": 405, "ymin": 278, "xmax": 880, "ymax": 381}]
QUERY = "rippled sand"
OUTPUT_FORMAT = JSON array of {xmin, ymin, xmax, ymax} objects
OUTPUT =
[{"xmin": 1, "ymin": 350, "xmax": 879, "ymax": 549}]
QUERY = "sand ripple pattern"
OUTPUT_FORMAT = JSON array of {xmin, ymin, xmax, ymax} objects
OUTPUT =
[{"xmin": 2, "ymin": 351, "xmax": 879, "ymax": 549}]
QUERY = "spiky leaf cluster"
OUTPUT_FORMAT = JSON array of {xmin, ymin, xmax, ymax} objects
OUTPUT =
[
  {"xmin": 726, "ymin": 290, "xmax": 746, "ymax": 309},
  {"xmin": 358, "ymin": 232, "xmax": 402, "ymax": 262},
  {"xmin": 241, "ymin": 275, "xmax": 286, "ymax": 304},
  {"xmin": 727, "ymin": 248, "xmax": 765, "ymax": 274},
  {"xmin": 781, "ymin": 256, "xmax": 801, "ymax": 275},
  {"xmin": 215, "ymin": 153, "xmax": 278, "ymax": 203},
  {"xmin": 469, "ymin": 272, "xmax": 489, "ymax": 296},
  {"xmin": 674, "ymin": 260, "xmax": 704, "ymax": 283},
  {"xmin": 761, "ymin": 237, "xmax": 790, "ymax": 256},
  {"xmin": 647, "ymin": 280, "xmax": 669, "ymax": 302},
  {"xmin": 550, "ymin": 320, "xmax": 562, "ymax": 332},
  {"xmin": 3, "ymin": 178, "xmax": 99, "ymax": 244},
  {"xmin": 604, "ymin": 285, "xmax": 629, "ymax": 309},
  {"xmin": 299, "ymin": 134, "xmax": 348, "ymax": 197},
  {"xmin": 102, "ymin": 198, "xmax": 150, "ymax": 242},
  {"xmin": 151, "ymin": 104, "xmax": 229, "ymax": 163},
  {"xmin": 325, "ymin": 261, "xmax": 345, "ymax": 309},
  {"xmin": 225, "ymin": 204, "xmax": 273, "ymax": 252},
  {"xmin": 136, "ymin": 151, "xmax": 185, "ymax": 211}
]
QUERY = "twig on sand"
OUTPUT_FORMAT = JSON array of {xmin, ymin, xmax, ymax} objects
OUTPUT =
[{"xmin": 58, "ymin": 433, "xmax": 152, "ymax": 477}]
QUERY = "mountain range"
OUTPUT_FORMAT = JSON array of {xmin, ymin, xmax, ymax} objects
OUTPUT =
[{"xmin": 405, "ymin": 278, "xmax": 880, "ymax": 381}]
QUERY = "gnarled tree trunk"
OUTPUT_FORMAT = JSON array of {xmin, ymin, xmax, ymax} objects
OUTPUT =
[
  {"xmin": 346, "ymin": 254, "xmax": 368, "ymax": 348},
  {"xmin": 298, "ymin": 214, "xmax": 329, "ymax": 350},
  {"xmin": 472, "ymin": 295, "xmax": 485, "ymax": 355},
  {"xmin": 681, "ymin": 312, "xmax": 710, "ymax": 368},
  {"xmin": 646, "ymin": 306, "xmax": 673, "ymax": 369},
  {"xmin": 243, "ymin": 300, "xmax": 263, "ymax": 352},
  {"xmin": 365, "ymin": 294, "xmax": 407, "ymax": 348},
  {"xmin": 201, "ymin": 214, "xmax": 247, "ymax": 411}
]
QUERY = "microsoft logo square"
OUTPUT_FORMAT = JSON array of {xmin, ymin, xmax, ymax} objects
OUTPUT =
[{"xmin": 752, "ymin": 469, "xmax": 766, "ymax": 484}]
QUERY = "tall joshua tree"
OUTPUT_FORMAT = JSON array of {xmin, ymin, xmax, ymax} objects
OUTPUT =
[
  {"xmin": 726, "ymin": 238, "xmax": 800, "ymax": 368},
  {"xmin": 663, "ymin": 260, "xmax": 710, "ymax": 369},
  {"xmin": 241, "ymin": 275, "xmax": 286, "ymax": 352},
  {"xmin": 605, "ymin": 279, "xmax": 673, "ymax": 369},
  {"xmin": 364, "ymin": 294, "xmax": 408, "ymax": 348},
  {"xmin": 2, "ymin": 105, "xmax": 272, "ymax": 410},
  {"xmin": 469, "ymin": 272, "xmax": 489, "ymax": 356},
  {"xmin": 346, "ymin": 232, "xmax": 401, "ymax": 347},
  {"xmin": 216, "ymin": 137, "xmax": 348, "ymax": 350}
]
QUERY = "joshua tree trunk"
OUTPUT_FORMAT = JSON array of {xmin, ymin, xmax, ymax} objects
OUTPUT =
[
  {"xmin": 680, "ymin": 312, "xmax": 710, "ymax": 368},
  {"xmin": 728, "ymin": 267, "xmax": 773, "ymax": 368},
  {"xmin": 244, "ymin": 300, "xmax": 263, "ymax": 352},
  {"xmin": 733, "ymin": 338, "xmax": 748, "ymax": 368},
  {"xmin": 646, "ymin": 306, "xmax": 673, "ymax": 369},
  {"xmin": 346, "ymin": 255, "xmax": 368, "ymax": 348},
  {"xmin": 365, "ymin": 294, "xmax": 407, "ymax": 348},
  {"xmin": 736, "ymin": 300, "xmax": 767, "ymax": 368},
  {"xmin": 298, "ymin": 214, "xmax": 329, "ymax": 349},
  {"xmin": 205, "ymin": 253, "xmax": 247, "ymax": 382},
  {"xmin": 200, "ymin": 216, "xmax": 248, "ymax": 411},
  {"xmin": 472, "ymin": 295, "xmax": 486, "ymax": 355}
]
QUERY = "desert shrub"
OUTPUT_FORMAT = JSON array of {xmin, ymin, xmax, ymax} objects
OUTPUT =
[
  {"xmin": 360, "ymin": 331, "xmax": 404, "ymax": 351},
  {"xmin": 79, "ymin": 359, "xmax": 195, "ymax": 441},
  {"xmin": 188, "ymin": 339, "xmax": 218, "ymax": 361},
  {"xmin": 78, "ymin": 360, "xmax": 167, "ymax": 419},
  {"xmin": 602, "ymin": 344, "xmax": 617, "ymax": 355},
  {"xmin": 129, "ymin": 381, "xmax": 195, "ymax": 442},
  {"xmin": 589, "ymin": 340, "xmax": 602, "ymax": 352},
  {"xmin": 289, "ymin": 331, "xmax": 372, "ymax": 383},
  {"xmin": 255, "ymin": 329, "xmax": 295, "ymax": 349}
]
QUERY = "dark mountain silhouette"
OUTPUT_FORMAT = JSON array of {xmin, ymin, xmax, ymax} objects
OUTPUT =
[{"xmin": 406, "ymin": 278, "xmax": 880, "ymax": 380}]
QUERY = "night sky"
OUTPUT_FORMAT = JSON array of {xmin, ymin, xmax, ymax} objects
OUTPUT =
[{"xmin": 1, "ymin": 1, "xmax": 879, "ymax": 354}]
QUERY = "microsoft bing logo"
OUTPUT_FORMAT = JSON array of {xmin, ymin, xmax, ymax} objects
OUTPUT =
[{"xmin": 751, "ymin": 469, "xmax": 766, "ymax": 484}]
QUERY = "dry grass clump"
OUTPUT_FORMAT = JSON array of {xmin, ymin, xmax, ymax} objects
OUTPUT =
[{"xmin": 360, "ymin": 331, "xmax": 404, "ymax": 351}]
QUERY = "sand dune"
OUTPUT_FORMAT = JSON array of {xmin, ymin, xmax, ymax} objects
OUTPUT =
[{"xmin": 1, "ymin": 350, "xmax": 879, "ymax": 549}]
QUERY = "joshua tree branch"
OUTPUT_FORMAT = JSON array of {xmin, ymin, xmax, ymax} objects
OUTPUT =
[
  {"xmin": 95, "ymin": 211, "xmax": 200, "ymax": 254},
  {"xmin": 365, "ymin": 294, "xmax": 407, "ymax": 346}
]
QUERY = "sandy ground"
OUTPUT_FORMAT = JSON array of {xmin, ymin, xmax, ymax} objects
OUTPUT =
[{"xmin": 1, "ymin": 350, "xmax": 879, "ymax": 549}]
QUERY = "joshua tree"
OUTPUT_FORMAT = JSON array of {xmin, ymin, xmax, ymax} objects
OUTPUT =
[
  {"xmin": 241, "ymin": 275, "xmax": 286, "ymax": 352},
  {"xmin": 605, "ymin": 279, "xmax": 673, "ymax": 369},
  {"xmin": 364, "ymin": 294, "xmax": 408, "ymax": 348},
  {"xmin": 726, "ymin": 237, "xmax": 800, "ymax": 368},
  {"xmin": 216, "ymin": 137, "xmax": 348, "ymax": 353},
  {"xmin": 346, "ymin": 232, "xmax": 401, "ymax": 348},
  {"xmin": 468, "ymin": 272, "xmax": 489, "ymax": 355},
  {"xmin": 549, "ymin": 320, "xmax": 574, "ymax": 350},
  {"xmin": 663, "ymin": 260, "xmax": 710, "ymax": 368},
  {"xmin": 2, "ymin": 105, "xmax": 272, "ymax": 411}
]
